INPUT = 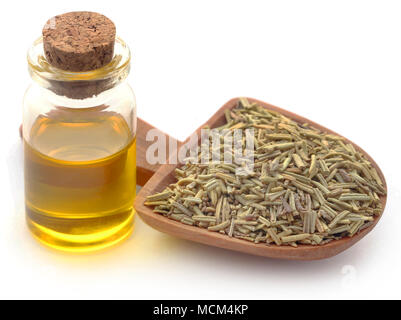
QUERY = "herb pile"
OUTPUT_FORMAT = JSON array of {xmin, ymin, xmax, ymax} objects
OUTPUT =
[{"xmin": 145, "ymin": 99, "xmax": 386, "ymax": 246}]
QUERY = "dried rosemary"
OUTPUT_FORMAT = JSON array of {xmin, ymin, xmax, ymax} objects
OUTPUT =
[{"xmin": 145, "ymin": 98, "xmax": 386, "ymax": 247}]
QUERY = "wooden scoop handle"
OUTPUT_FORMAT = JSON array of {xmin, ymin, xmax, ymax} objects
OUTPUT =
[
  {"xmin": 19, "ymin": 118, "xmax": 181, "ymax": 186},
  {"xmin": 136, "ymin": 118, "xmax": 181, "ymax": 186}
]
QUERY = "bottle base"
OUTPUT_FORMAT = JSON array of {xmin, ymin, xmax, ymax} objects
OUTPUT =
[{"xmin": 26, "ymin": 210, "xmax": 135, "ymax": 253}]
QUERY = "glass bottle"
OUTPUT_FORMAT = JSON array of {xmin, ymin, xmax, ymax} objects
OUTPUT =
[{"xmin": 23, "ymin": 36, "xmax": 137, "ymax": 252}]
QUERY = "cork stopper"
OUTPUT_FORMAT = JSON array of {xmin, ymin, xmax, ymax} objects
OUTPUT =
[{"xmin": 43, "ymin": 11, "xmax": 116, "ymax": 72}]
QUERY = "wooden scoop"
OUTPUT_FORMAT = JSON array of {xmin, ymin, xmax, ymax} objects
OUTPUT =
[{"xmin": 134, "ymin": 97, "xmax": 387, "ymax": 260}]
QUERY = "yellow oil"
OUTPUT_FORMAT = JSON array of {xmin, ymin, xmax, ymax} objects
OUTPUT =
[{"xmin": 24, "ymin": 109, "xmax": 136, "ymax": 252}]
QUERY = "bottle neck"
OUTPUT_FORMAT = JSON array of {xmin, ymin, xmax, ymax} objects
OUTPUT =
[
  {"xmin": 33, "ymin": 80, "xmax": 129, "ymax": 109},
  {"xmin": 27, "ymin": 36, "xmax": 131, "ymax": 100}
]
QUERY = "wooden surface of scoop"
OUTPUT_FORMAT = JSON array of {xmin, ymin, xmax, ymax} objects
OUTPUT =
[
  {"xmin": 134, "ymin": 97, "xmax": 387, "ymax": 260},
  {"xmin": 136, "ymin": 118, "xmax": 181, "ymax": 186}
]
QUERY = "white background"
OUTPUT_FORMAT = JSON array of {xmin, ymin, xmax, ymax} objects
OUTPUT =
[{"xmin": 1, "ymin": 0, "xmax": 400, "ymax": 300}]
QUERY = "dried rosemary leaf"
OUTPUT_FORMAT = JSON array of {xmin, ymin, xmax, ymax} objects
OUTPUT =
[
  {"xmin": 266, "ymin": 228, "xmax": 282, "ymax": 246},
  {"xmin": 146, "ymin": 191, "xmax": 174, "ymax": 202},
  {"xmin": 282, "ymin": 234, "xmax": 310, "ymax": 243},
  {"xmin": 208, "ymin": 220, "xmax": 231, "ymax": 231}
]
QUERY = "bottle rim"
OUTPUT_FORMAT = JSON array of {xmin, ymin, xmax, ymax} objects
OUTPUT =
[{"xmin": 27, "ymin": 36, "xmax": 131, "ymax": 83}]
